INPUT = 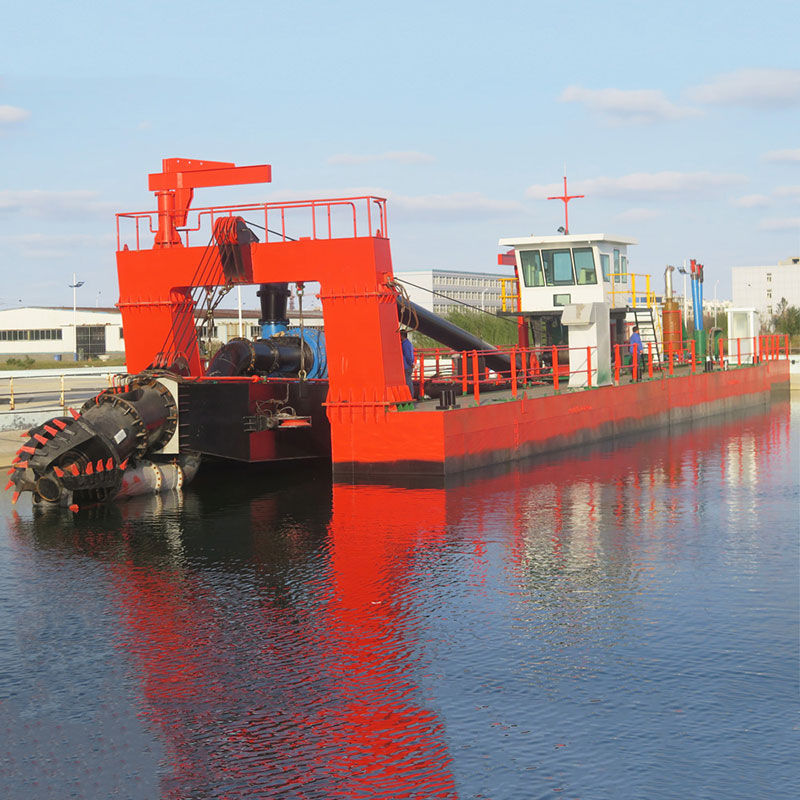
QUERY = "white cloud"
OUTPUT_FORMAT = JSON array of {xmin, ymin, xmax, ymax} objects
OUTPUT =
[
  {"xmin": 526, "ymin": 171, "xmax": 745, "ymax": 199},
  {"xmin": 733, "ymin": 194, "xmax": 771, "ymax": 208},
  {"xmin": 559, "ymin": 85, "xmax": 701, "ymax": 124},
  {"xmin": 758, "ymin": 216, "xmax": 800, "ymax": 231},
  {"xmin": 0, "ymin": 232, "xmax": 115, "ymax": 259},
  {"xmin": 686, "ymin": 69, "xmax": 800, "ymax": 108},
  {"xmin": 328, "ymin": 151, "xmax": 435, "ymax": 165},
  {"xmin": 0, "ymin": 104, "xmax": 30, "ymax": 126},
  {"xmin": 261, "ymin": 186, "xmax": 526, "ymax": 222},
  {"xmin": 0, "ymin": 190, "xmax": 115, "ymax": 218},
  {"xmin": 773, "ymin": 185, "xmax": 800, "ymax": 199},
  {"xmin": 763, "ymin": 149, "xmax": 800, "ymax": 163},
  {"xmin": 615, "ymin": 208, "xmax": 661, "ymax": 222},
  {"xmin": 390, "ymin": 191, "xmax": 526, "ymax": 222}
]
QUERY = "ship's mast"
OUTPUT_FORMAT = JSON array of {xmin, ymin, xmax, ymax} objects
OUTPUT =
[{"xmin": 547, "ymin": 174, "xmax": 584, "ymax": 234}]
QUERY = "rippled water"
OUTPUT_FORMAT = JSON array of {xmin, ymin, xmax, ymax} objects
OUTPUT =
[{"xmin": 1, "ymin": 401, "xmax": 798, "ymax": 799}]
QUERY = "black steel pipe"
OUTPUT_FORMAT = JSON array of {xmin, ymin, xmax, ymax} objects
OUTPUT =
[
  {"xmin": 257, "ymin": 282, "xmax": 291, "ymax": 328},
  {"xmin": 397, "ymin": 297, "xmax": 512, "ymax": 374},
  {"xmin": 206, "ymin": 338, "xmax": 255, "ymax": 377},
  {"xmin": 207, "ymin": 336, "xmax": 309, "ymax": 378}
]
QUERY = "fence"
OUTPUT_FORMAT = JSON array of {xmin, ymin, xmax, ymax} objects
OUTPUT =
[
  {"xmin": 411, "ymin": 334, "xmax": 791, "ymax": 403},
  {"xmin": 117, "ymin": 196, "xmax": 389, "ymax": 251},
  {"xmin": 0, "ymin": 370, "xmax": 122, "ymax": 414}
]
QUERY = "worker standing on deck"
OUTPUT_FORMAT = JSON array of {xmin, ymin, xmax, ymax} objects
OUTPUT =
[
  {"xmin": 400, "ymin": 330, "xmax": 415, "ymax": 399},
  {"xmin": 629, "ymin": 326, "xmax": 644, "ymax": 382}
]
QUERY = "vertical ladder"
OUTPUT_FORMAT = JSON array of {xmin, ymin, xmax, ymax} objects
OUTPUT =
[{"xmin": 633, "ymin": 306, "xmax": 662, "ymax": 369}]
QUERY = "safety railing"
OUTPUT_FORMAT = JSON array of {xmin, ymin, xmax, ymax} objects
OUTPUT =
[
  {"xmin": 609, "ymin": 273, "xmax": 658, "ymax": 309},
  {"xmin": 411, "ymin": 344, "xmax": 598, "ymax": 402},
  {"xmin": 409, "ymin": 334, "xmax": 791, "ymax": 404},
  {"xmin": 1, "ymin": 371, "xmax": 122, "ymax": 414},
  {"xmin": 500, "ymin": 278, "xmax": 520, "ymax": 312},
  {"xmin": 117, "ymin": 196, "xmax": 389, "ymax": 251}
]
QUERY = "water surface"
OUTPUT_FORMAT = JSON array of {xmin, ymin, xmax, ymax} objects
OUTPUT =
[{"xmin": 1, "ymin": 402, "xmax": 797, "ymax": 799}]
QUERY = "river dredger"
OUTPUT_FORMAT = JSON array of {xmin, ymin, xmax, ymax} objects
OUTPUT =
[{"xmin": 6, "ymin": 159, "xmax": 790, "ymax": 508}]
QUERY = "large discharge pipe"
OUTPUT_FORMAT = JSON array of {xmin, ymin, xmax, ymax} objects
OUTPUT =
[{"xmin": 397, "ymin": 296, "xmax": 512, "ymax": 374}]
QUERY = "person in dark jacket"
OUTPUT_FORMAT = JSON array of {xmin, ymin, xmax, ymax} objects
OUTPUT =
[{"xmin": 400, "ymin": 330, "xmax": 415, "ymax": 399}]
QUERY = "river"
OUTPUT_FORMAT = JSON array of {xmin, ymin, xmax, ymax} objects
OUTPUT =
[{"xmin": 1, "ymin": 401, "xmax": 797, "ymax": 799}]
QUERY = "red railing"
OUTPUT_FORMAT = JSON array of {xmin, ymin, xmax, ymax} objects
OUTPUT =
[
  {"xmin": 410, "ymin": 334, "xmax": 790, "ymax": 403},
  {"xmin": 116, "ymin": 196, "xmax": 389, "ymax": 251}
]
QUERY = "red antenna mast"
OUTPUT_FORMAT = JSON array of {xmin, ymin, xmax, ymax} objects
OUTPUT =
[{"xmin": 547, "ymin": 174, "xmax": 584, "ymax": 234}]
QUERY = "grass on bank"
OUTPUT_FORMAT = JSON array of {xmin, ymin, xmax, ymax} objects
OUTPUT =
[
  {"xmin": 1, "ymin": 355, "xmax": 127, "ymax": 371},
  {"xmin": 411, "ymin": 309, "xmax": 519, "ymax": 349}
]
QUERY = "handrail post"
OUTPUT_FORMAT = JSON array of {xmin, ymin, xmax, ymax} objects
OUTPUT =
[
  {"xmin": 615, "ymin": 344, "xmax": 621, "ymax": 384},
  {"xmin": 472, "ymin": 350, "xmax": 480, "ymax": 404},
  {"xmin": 645, "ymin": 275, "xmax": 651, "ymax": 307},
  {"xmin": 511, "ymin": 347, "xmax": 518, "ymax": 397},
  {"xmin": 648, "ymin": 342, "xmax": 653, "ymax": 379},
  {"xmin": 690, "ymin": 338, "xmax": 696, "ymax": 373},
  {"xmin": 631, "ymin": 274, "xmax": 637, "ymax": 308},
  {"xmin": 461, "ymin": 351, "xmax": 468, "ymax": 395},
  {"xmin": 632, "ymin": 344, "xmax": 638, "ymax": 382},
  {"xmin": 586, "ymin": 346, "xmax": 592, "ymax": 387},
  {"xmin": 737, "ymin": 337, "xmax": 741, "ymax": 366},
  {"xmin": 419, "ymin": 352, "xmax": 425, "ymax": 399},
  {"xmin": 521, "ymin": 347, "xmax": 527, "ymax": 385},
  {"xmin": 552, "ymin": 345, "xmax": 560, "ymax": 391},
  {"xmin": 668, "ymin": 342, "xmax": 674, "ymax": 376},
  {"xmin": 435, "ymin": 348, "xmax": 440, "ymax": 374},
  {"xmin": 719, "ymin": 335, "xmax": 725, "ymax": 369}
]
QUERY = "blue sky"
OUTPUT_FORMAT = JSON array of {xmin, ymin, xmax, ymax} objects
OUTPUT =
[{"xmin": 2, "ymin": 0, "xmax": 799, "ymax": 310}]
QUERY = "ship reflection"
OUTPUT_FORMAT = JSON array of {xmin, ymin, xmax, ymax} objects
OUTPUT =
[{"xmin": 10, "ymin": 401, "xmax": 791, "ymax": 798}]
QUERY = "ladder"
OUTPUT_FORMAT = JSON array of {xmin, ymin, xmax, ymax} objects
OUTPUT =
[{"xmin": 633, "ymin": 305, "xmax": 662, "ymax": 368}]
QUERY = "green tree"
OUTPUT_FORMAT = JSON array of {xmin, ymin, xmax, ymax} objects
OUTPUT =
[{"xmin": 772, "ymin": 298, "xmax": 800, "ymax": 336}]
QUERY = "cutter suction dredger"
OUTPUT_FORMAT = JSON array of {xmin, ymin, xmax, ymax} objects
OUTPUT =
[{"xmin": 8, "ymin": 157, "xmax": 789, "ymax": 507}]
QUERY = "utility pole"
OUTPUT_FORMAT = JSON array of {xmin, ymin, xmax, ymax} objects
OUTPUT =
[{"xmin": 69, "ymin": 273, "xmax": 84, "ymax": 360}]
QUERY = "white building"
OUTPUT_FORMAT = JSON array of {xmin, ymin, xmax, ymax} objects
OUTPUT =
[
  {"xmin": 0, "ymin": 306, "xmax": 323, "ymax": 362},
  {"xmin": 0, "ymin": 307, "xmax": 125, "ymax": 361},
  {"xmin": 393, "ymin": 268, "xmax": 514, "ymax": 314},
  {"xmin": 731, "ymin": 256, "xmax": 800, "ymax": 322}
]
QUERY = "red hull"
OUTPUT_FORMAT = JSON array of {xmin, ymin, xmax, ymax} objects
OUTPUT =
[{"xmin": 330, "ymin": 361, "xmax": 790, "ymax": 477}]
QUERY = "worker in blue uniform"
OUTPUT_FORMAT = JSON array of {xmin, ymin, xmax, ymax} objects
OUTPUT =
[
  {"xmin": 629, "ymin": 326, "xmax": 644, "ymax": 381},
  {"xmin": 400, "ymin": 330, "xmax": 415, "ymax": 399}
]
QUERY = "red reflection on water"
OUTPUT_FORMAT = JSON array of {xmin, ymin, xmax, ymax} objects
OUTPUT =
[
  {"xmin": 320, "ymin": 484, "xmax": 457, "ymax": 797},
  {"xmin": 8, "ymin": 401, "xmax": 790, "ymax": 797}
]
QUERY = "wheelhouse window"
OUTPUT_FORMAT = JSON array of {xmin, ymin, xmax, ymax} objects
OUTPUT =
[
  {"xmin": 574, "ymin": 248, "xmax": 598, "ymax": 285},
  {"xmin": 553, "ymin": 293, "xmax": 571, "ymax": 306},
  {"xmin": 542, "ymin": 249, "xmax": 575, "ymax": 286},
  {"xmin": 613, "ymin": 249, "xmax": 621, "ymax": 283},
  {"xmin": 519, "ymin": 250, "xmax": 545, "ymax": 287},
  {"xmin": 621, "ymin": 254, "xmax": 629, "ymax": 284},
  {"xmin": 600, "ymin": 253, "xmax": 610, "ymax": 281}
]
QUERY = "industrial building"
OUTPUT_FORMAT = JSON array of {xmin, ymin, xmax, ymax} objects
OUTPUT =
[
  {"xmin": 731, "ymin": 256, "xmax": 800, "ymax": 322},
  {"xmin": 0, "ymin": 306, "xmax": 323, "ymax": 361},
  {"xmin": 393, "ymin": 268, "xmax": 514, "ymax": 314}
]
